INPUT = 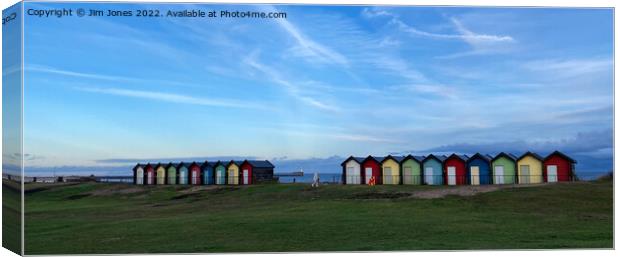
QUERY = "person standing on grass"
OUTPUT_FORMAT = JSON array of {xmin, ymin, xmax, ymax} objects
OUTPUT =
[{"xmin": 312, "ymin": 172, "xmax": 320, "ymax": 187}]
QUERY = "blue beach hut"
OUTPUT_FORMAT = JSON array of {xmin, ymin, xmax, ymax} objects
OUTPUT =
[
  {"xmin": 466, "ymin": 153, "xmax": 493, "ymax": 185},
  {"xmin": 422, "ymin": 154, "xmax": 446, "ymax": 185}
]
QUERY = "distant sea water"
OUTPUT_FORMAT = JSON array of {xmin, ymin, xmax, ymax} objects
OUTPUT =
[{"xmin": 277, "ymin": 173, "xmax": 342, "ymax": 184}]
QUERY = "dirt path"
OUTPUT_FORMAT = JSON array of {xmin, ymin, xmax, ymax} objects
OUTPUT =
[{"xmin": 410, "ymin": 183, "xmax": 551, "ymax": 199}]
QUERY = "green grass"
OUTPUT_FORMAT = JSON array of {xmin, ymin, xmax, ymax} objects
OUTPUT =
[
  {"xmin": 23, "ymin": 181, "xmax": 612, "ymax": 254},
  {"xmin": 3, "ymin": 179, "xmax": 22, "ymax": 255}
]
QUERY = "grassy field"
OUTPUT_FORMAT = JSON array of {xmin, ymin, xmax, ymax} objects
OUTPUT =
[
  {"xmin": 2, "ymin": 179, "xmax": 21, "ymax": 255},
  {"xmin": 23, "ymin": 180, "xmax": 612, "ymax": 254}
]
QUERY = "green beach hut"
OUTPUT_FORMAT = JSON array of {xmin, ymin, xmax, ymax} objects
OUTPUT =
[
  {"xmin": 491, "ymin": 152, "xmax": 518, "ymax": 184},
  {"xmin": 401, "ymin": 155, "xmax": 424, "ymax": 185}
]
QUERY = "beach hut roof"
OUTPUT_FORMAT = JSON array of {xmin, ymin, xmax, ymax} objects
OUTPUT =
[
  {"xmin": 362, "ymin": 155, "xmax": 383, "ymax": 164},
  {"xmin": 244, "ymin": 160, "xmax": 275, "ymax": 168},
  {"xmin": 200, "ymin": 161, "xmax": 214, "ymax": 168},
  {"xmin": 447, "ymin": 153, "xmax": 469, "ymax": 162},
  {"xmin": 132, "ymin": 163, "xmax": 144, "ymax": 171},
  {"xmin": 176, "ymin": 162, "xmax": 190, "ymax": 168},
  {"xmin": 466, "ymin": 153, "xmax": 492, "ymax": 164},
  {"xmin": 492, "ymin": 152, "xmax": 518, "ymax": 162},
  {"xmin": 226, "ymin": 160, "xmax": 243, "ymax": 168},
  {"xmin": 423, "ymin": 154, "xmax": 447, "ymax": 163},
  {"xmin": 341, "ymin": 156, "xmax": 365, "ymax": 166},
  {"xmin": 517, "ymin": 151, "xmax": 544, "ymax": 161},
  {"xmin": 381, "ymin": 155, "xmax": 403, "ymax": 164},
  {"xmin": 402, "ymin": 154, "xmax": 425, "ymax": 163},
  {"xmin": 544, "ymin": 150, "xmax": 577, "ymax": 163},
  {"xmin": 212, "ymin": 161, "xmax": 225, "ymax": 168}
]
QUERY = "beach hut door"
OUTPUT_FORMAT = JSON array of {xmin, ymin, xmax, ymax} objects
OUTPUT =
[
  {"xmin": 425, "ymin": 167, "xmax": 433, "ymax": 185},
  {"xmin": 147, "ymin": 171, "xmax": 153, "ymax": 185},
  {"xmin": 547, "ymin": 165, "xmax": 558, "ymax": 183},
  {"xmin": 494, "ymin": 166, "xmax": 504, "ymax": 184},
  {"xmin": 521, "ymin": 165, "xmax": 530, "ymax": 184},
  {"xmin": 471, "ymin": 166, "xmax": 480, "ymax": 185},
  {"xmin": 447, "ymin": 167, "xmax": 456, "ymax": 185},
  {"xmin": 403, "ymin": 167, "xmax": 412, "ymax": 184},
  {"xmin": 243, "ymin": 169, "xmax": 249, "ymax": 184},
  {"xmin": 383, "ymin": 167, "xmax": 392, "ymax": 184},
  {"xmin": 365, "ymin": 167, "xmax": 372, "ymax": 184},
  {"xmin": 136, "ymin": 169, "xmax": 144, "ymax": 185}
]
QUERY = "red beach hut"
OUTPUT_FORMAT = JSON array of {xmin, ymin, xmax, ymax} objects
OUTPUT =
[
  {"xmin": 189, "ymin": 162, "xmax": 202, "ymax": 185},
  {"xmin": 240, "ymin": 160, "xmax": 254, "ymax": 185},
  {"xmin": 144, "ymin": 163, "xmax": 156, "ymax": 185},
  {"xmin": 443, "ymin": 154, "xmax": 469, "ymax": 185},
  {"xmin": 543, "ymin": 151, "xmax": 576, "ymax": 182},
  {"xmin": 361, "ymin": 156, "xmax": 383, "ymax": 185}
]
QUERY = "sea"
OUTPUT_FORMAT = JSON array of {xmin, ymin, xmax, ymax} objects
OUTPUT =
[{"xmin": 277, "ymin": 173, "xmax": 342, "ymax": 184}]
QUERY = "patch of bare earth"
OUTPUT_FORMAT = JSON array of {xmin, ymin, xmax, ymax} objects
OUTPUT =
[
  {"xmin": 91, "ymin": 185, "xmax": 145, "ymax": 196},
  {"xmin": 410, "ymin": 183, "xmax": 551, "ymax": 199},
  {"xmin": 178, "ymin": 185, "xmax": 240, "ymax": 194}
]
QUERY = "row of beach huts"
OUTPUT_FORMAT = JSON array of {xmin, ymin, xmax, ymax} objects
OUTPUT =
[
  {"xmin": 341, "ymin": 151, "xmax": 576, "ymax": 185},
  {"xmin": 132, "ymin": 160, "xmax": 275, "ymax": 185}
]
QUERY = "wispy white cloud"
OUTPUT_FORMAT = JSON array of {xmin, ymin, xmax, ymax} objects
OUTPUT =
[
  {"xmin": 393, "ymin": 18, "xmax": 513, "ymax": 43},
  {"xmin": 74, "ymin": 87, "xmax": 271, "ymax": 110},
  {"xmin": 361, "ymin": 8, "xmax": 393, "ymax": 18},
  {"xmin": 28, "ymin": 65, "xmax": 131, "ymax": 81},
  {"xmin": 362, "ymin": 8, "xmax": 514, "ymax": 59},
  {"xmin": 243, "ymin": 50, "xmax": 341, "ymax": 112},
  {"xmin": 371, "ymin": 57, "xmax": 429, "ymax": 83},
  {"xmin": 394, "ymin": 84, "xmax": 459, "ymax": 100},
  {"xmin": 263, "ymin": 6, "xmax": 348, "ymax": 66},
  {"xmin": 370, "ymin": 57, "xmax": 460, "ymax": 99},
  {"xmin": 282, "ymin": 130, "xmax": 396, "ymax": 143},
  {"xmin": 363, "ymin": 8, "xmax": 513, "ymax": 44},
  {"xmin": 27, "ymin": 65, "xmax": 201, "ymax": 88},
  {"xmin": 522, "ymin": 58, "xmax": 613, "ymax": 77}
]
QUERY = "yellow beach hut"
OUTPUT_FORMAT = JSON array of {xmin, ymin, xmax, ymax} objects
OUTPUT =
[
  {"xmin": 155, "ymin": 163, "xmax": 166, "ymax": 185},
  {"xmin": 517, "ymin": 152, "xmax": 544, "ymax": 184},
  {"xmin": 381, "ymin": 155, "xmax": 403, "ymax": 185},
  {"xmin": 227, "ymin": 161, "xmax": 241, "ymax": 185}
]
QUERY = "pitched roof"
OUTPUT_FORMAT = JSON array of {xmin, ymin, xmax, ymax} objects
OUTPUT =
[
  {"xmin": 362, "ymin": 155, "xmax": 383, "ymax": 164},
  {"xmin": 200, "ymin": 161, "xmax": 214, "ymax": 168},
  {"xmin": 381, "ymin": 155, "xmax": 403, "ymax": 164},
  {"xmin": 423, "ymin": 154, "xmax": 446, "ymax": 163},
  {"xmin": 517, "ymin": 151, "xmax": 544, "ymax": 161},
  {"xmin": 246, "ymin": 160, "xmax": 275, "ymax": 168},
  {"xmin": 466, "ymin": 153, "xmax": 491, "ymax": 164},
  {"xmin": 544, "ymin": 150, "xmax": 577, "ymax": 163},
  {"xmin": 176, "ymin": 162, "xmax": 190, "ymax": 168},
  {"xmin": 226, "ymin": 160, "xmax": 243, "ymax": 167},
  {"xmin": 402, "ymin": 154, "xmax": 425, "ymax": 163},
  {"xmin": 341, "ymin": 156, "xmax": 365, "ymax": 166},
  {"xmin": 492, "ymin": 152, "xmax": 518, "ymax": 162},
  {"xmin": 447, "ymin": 153, "xmax": 469, "ymax": 162}
]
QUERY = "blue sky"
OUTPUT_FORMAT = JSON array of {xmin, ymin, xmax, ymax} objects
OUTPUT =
[{"xmin": 19, "ymin": 3, "xmax": 613, "ymax": 175}]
